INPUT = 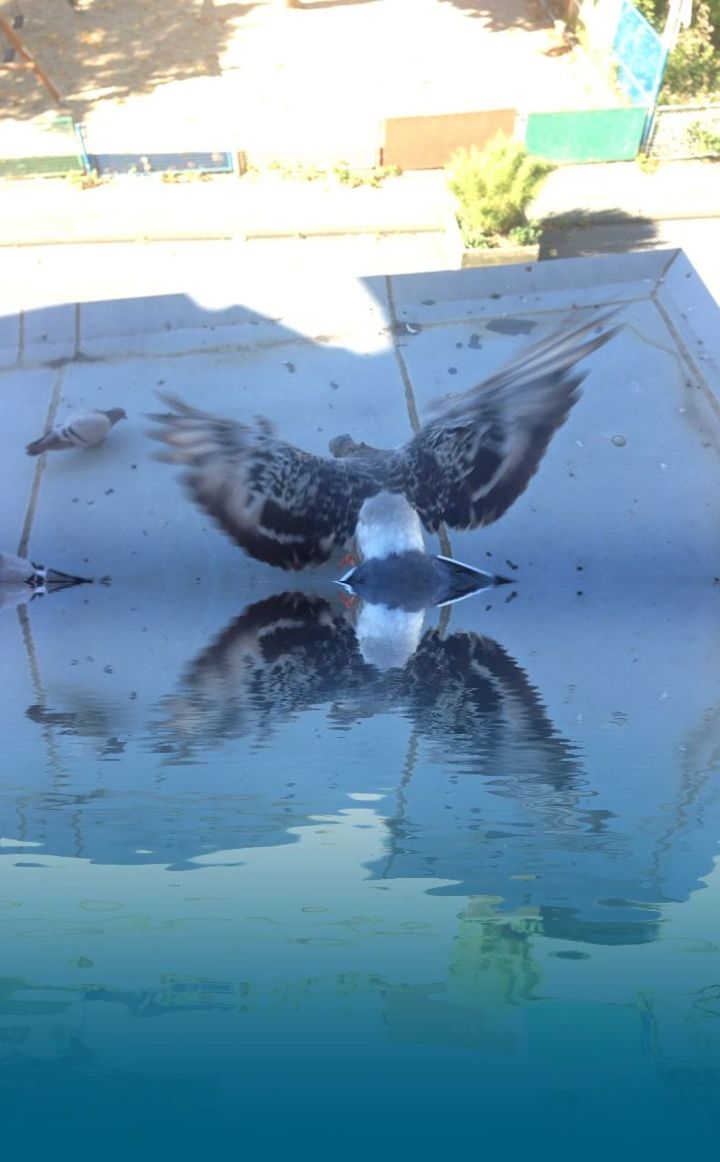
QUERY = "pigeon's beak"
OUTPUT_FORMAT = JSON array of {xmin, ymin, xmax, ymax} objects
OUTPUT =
[{"xmin": 336, "ymin": 565, "xmax": 357, "ymax": 588}]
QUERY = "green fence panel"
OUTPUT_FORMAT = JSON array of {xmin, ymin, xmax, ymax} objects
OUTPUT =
[
  {"xmin": 0, "ymin": 115, "xmax": 86, "ymax": 177},
  {"xmin": 525, "ymin": 108, "xmax": 647, "ymax": 162}
]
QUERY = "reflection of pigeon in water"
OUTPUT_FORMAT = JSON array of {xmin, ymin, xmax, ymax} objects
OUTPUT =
[
  {"xmin": 151, "ymin": 592, "xmax": 580, "ymax": 790},
  {"xmin": 153, "ymin": 593, "xmax": 372, "ymax": 754},
  {"xmin": 335, "ymin": 492, "xmax": 507, "ymax": 607},
  {"xmin": 26, "ymin": 702, "xmax": 126, "ymax": 758},
  {"xmin": 0, "ymin": 550, "xmax": 91, "ymax": 610},
  {"xmin": 26, "ymin": 407, "xmax": 126, "ymax": 455},
  {"xmin": 148, "ymin": 313, "xmax": 619, "ymax": 599},
  {"xmin": 0, "ymin": 551, "xmax": 90, "ymax": 589}
]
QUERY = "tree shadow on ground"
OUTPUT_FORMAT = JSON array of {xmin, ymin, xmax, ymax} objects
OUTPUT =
[
  {"xmin": 0, "ymin": 0, "xmax": 260, "ymax": 121},
  {"xmin": 437, "ymin": 0, "xmax": 551, "ymax": 30},
  {"xmin": 288, "ymin": 1, "xmax": 379, "ymax": 8},
  {"xmin": 538, "ymin": 209, "xmax": 660, "ymax": 261}
]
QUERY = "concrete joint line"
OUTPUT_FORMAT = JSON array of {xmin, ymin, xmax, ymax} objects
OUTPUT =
[
  {"xmin": 385, "ymin": 274, "xmax": 452, "ymax": 558},
  {"xmin": 17, "ymin": 366, "xmax": 66, "ymax": 558}
]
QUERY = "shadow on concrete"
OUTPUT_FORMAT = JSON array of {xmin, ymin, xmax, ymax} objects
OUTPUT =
[
  {"xmin": 0, "ymin": 0, "xmax": 260, "ymax": 121},
  {"xmin": 289, "ymin": 1, "xmax": 379, "ymax": 8},
  {"xmin": 538, "ymin": 208, "xmax": 660, "ymax": 261},
  {"xmin": 438, "ymin": 0, "xmax": 549, "ymax": 30}
]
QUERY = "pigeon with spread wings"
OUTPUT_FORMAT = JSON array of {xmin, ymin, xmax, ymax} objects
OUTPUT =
[{"xmin": 148, "ymin": 312, "xmax": 619, "ymax": 588}]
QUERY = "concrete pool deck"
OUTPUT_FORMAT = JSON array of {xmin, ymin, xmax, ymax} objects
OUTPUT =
[{"xmin": 2, "ymin": 245, "xmax": 719, "ymax": 614}]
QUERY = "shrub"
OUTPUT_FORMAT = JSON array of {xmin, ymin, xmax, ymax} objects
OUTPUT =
[
  {"xmin": 446, "ymin": 133, "xmax": 553, "ymax": 248},
  {"xmin": 662, "ymin": 2, "xmax": 720, "ymax": 101},
  {"xmin": 686, "ymin": 120, "xmax": 720, "ymax": 155},
  {"xmin": 636, "ymin": 1, "xmax": 720, "ymax": 102}
]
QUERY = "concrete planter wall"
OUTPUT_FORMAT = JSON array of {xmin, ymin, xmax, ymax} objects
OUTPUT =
[
  {"xmin": 460, "ymin": 243, "xmax": 540, "ymax": 268},
  {"xmin": 446, "ymin": 209, "xmax": 539, "ymax": 269}
]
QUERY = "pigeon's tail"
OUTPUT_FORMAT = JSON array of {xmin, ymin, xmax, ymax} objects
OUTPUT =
[
  {"xmin": 26, "ymin": 434, "xmax": 65, "ymax": 457},
  {"xmin": 433, "ymin": 555, "xmax": 510, "ymax": 607},
  {"xmin": 38, "ymin": 565, "xmax": 92, "ymax": 589}
]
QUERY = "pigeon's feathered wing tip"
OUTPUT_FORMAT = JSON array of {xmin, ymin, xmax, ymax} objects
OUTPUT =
[
  {"xmin": 26, "ymin": 434, "xmax": 60, "ymax": 457},
  {"xmin": 427, "ymin": 308, "xmax": 622, "ymax": 419},
  {"xmin": 147, "ymin": 392, "xmax": 209, "ymax": 421},
  {"xmin": 404, "ymin": 308, "xmax": 621, "ymax": 536},
  {"xmin": 433, "ymin": 554, "xmax": 510, "ymax": 607}
]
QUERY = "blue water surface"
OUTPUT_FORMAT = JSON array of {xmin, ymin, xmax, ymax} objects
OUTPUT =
[{"xmin": 2, "ymin": 581, "xmax": 720, "ymax": 1160}]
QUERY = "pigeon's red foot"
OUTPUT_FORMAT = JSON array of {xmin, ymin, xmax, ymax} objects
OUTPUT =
[
  {"xmin": 338, "ymin": 552, "xmax": 356, "ymax": 569},
  {"xmin": 338, "ymin": 592, "xmax": 358, "ymax": 610}
]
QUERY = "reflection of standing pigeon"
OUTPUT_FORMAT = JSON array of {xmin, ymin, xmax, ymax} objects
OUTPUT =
[
  {"xmin": 0, "ymin": 550, "xmax": 91, "ymax": 611},
  {"xmin": 0, "ymin": 550, "xmax": 90, "ymax": 589},
  {"xmin": 148, "ymin": 313, "xmax": 618, "ymax": 582},
  {"xmin": 26, "ymin": 407, "xmax": 126, "ymax": 455}
]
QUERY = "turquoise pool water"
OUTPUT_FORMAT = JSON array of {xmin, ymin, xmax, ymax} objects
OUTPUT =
[{"xmin": 2, "ymin": 584, "xmax": 719, "ymax": 1157}]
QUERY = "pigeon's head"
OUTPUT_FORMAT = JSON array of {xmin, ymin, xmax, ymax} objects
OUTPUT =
[
  {"xmin": 104, "ymin": 408, "xmax": 127, "ymax": 425},
  {"xmin": 337, "ymin": 550, "xmax": 437, "ymax": 612},
  {"xmin": 329, "ymin": 433, "xmax": 358, "ymax": 458},
  {"xmin": 329, "ymin": 434, "xmax": 382, "ymax": 459}
]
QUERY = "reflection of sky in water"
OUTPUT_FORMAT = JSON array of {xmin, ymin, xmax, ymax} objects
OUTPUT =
[
  {"xmin": 3, "ymin": 591, "xmax": 720, "ymax": 1151},
  {"xmin": 1, "ymin": 813, "xmax": 720, "ymax": 1145}
]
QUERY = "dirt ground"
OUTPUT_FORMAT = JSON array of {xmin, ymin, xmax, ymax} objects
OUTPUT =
[{"xmin": 0, "ymin": 0, "xmax": 619, "ymax": 163}]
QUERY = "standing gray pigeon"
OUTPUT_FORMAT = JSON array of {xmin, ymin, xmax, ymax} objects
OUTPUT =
[{"xmin": 26, "ymin": 407, "xmax": 126, "ymax": 456}]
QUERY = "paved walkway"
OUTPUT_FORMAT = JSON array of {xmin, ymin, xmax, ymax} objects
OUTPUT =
[
  {"xmin": 0, "ymin": 169, "xmax": 452, "ymax": 246},
  {"xmin": 0, "ymin": 156, "xmax": 718, "ymax": 308},
  {"xmin": 3, "ymin": 156, "xmax": 720, "ymax": 246},
  {"xmin": 533, "ymin": 159, "xmax": 720, "ymax": 223}
]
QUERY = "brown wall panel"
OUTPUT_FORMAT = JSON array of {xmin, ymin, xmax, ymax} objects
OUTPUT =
[{"xmin": 382, "ymin": 109, "xmax": 517, "ymax": 170}]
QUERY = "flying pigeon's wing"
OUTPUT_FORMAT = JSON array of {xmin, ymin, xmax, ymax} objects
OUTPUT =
[
  {"xmin": 398, "ymin": 312, "xmax": 620, "ymax": 532},
  {"xmin": 148, "ymin": 396, "xmax": 388, "ymax": 569}
]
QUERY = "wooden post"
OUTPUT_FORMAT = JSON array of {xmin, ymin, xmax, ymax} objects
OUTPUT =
[{"xmin": 0, "ymin": 15, "xmax": 63, "ymax": 104}]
